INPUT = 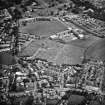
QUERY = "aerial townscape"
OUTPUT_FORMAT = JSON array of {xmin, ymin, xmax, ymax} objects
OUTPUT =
[{"xmin": 0, "ymin": 0, "xmax": 105, "ymax": 105}]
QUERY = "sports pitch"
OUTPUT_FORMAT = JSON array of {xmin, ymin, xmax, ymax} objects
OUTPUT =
[
  {"xmin": 19, "ymin": 19, "xmax": 103, "ymax": 65},
  {"xmin": 20, "ymin": 20, "xmax": 68, "ymax": 37},
  {"xmin": 19, "ymin": 38, "xmax": 85, "ymax": 65}
]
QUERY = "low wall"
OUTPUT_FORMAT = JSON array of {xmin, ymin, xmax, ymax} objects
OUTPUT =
[{"xmin": 19, "ymin": 17, "xmax": 54, "ymax": 27}]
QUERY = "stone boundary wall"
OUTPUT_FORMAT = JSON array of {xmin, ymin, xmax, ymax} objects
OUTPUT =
[
  {"xmin": 19, "ymin": 17, "xmax": 71, "ymax": 39},
  {"xmin": 19, "ymin": 17, "xmax": 55, "ymax": 27}
]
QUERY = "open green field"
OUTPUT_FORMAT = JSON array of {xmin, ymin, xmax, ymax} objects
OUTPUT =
[
  {"xmin": 53, "ymin": 44, "xmax": 84, "ymax": 65},
  {"xmin": 19, "ymin": 35, "xmax": 103, "ymax": 65},
  {"xmin": 85, "ymin": 38, "xmax": 105, "ymax": 61},
  {"xmin": 19, "ymin": 39, "xmax": 64, "ymax": 57},
  {"xmin": 19, "ymin": 18, "xmax": 104, "ymax": 65},
  {"xmin": 19, "ymin": 38, "xmax": 85, "ymax": 65},
  {"xmin": 20, "ymin": 20, "xmax": 68, "ymax": 37}
]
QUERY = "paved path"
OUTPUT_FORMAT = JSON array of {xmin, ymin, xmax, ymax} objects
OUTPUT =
[
  {"xmin": 27, "ymin": 47, "xmax": 46, "ymax": 60},
  {"xmin": 22, "ymin": 39, "xmax": 34, "ymax": 50},
  {"xmin": 27, "ymin": 48, "xmax": 42, "ymax": 60}
]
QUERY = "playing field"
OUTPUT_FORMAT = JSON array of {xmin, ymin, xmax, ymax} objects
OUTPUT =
[
  {"xmin": 19, "ymin": 38, "xmax": 85, "ymax": 65},
  {"xmin": 53, "ymin": 44, "xmax": 84, "ymax": 65},
  {"xmin": 19, "ymin": 39, "xmax": 64, "ymax": 57},
  {"xmin": 19, "ymin": 18, "xmax": 103, "ymax": 65},
  {"xmin": 20, "ymin": 20, "xmax": 68, "ymax": 37}
]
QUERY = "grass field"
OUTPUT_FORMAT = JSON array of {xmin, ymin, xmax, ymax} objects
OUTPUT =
[
  {"xmin": 54, "ymin": 44, "xmax": 84, "ymax": 65},
  {"xmin": 19, "ymin": 39, "xmax": 63, "ymax": 57},
  {"xmin": 19, "ymin": 40, "xmax": 40, "ymax": 56},
  {"xmin": 19, "ymin": 38, "xmax": 85, "ymax": 65},
  {"xmin": 85, "ymin": 38, "xmax": 105, "ymax": 61},
  {"xmin": 19, "ymin": 18, "xmax": 104, "ymax": 65},
  {"xmin": 20, "ymin": 20, "xmax": 68, "ymax": 37}
]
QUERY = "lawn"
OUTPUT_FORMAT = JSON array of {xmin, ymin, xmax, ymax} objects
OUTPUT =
[
  {"xmin": 19, "ymin": 40, "xmax": 40, "ymax": 57},
  {"xmin": 20, "ymin": 20, "xmax": 67, "ymax": 37},
  {"xmin": 19, "ymin": 37, "xmax": 85, "ymax": 65},
  {"xmin": 19, "ymin": 39, "xmax": 63, "ymax": 58},
  {"xmin": 53, "ymin": 44, "xmax": 85, "ymax": 65},
  {"xmin": 33, "ymin": 43, "xmax": 85, "ymax": 65},
  {"xmin": 19, "ymin": 19, "xmax": 104, "ymax": 65}
]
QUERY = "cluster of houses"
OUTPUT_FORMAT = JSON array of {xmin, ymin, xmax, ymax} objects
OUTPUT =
[
  {"xmin": 65, "ymin": 14, "xmax": 105, "ymax": 38},
  {"xmin": 49, "ymin": 27, "xmax": 84, "ymax": 41},
  {"xmin": 0, "ymin": 56, "xmax": 105, "ymax": 105}
]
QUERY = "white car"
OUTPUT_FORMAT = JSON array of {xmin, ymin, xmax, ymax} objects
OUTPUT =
[
  {"xmin": 50, "ymin": 35, "xmax": 58, "ymax": 39},
  {"xmin": 78, "ymin": 34, "xmax": 84, "ymax": 39}
]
